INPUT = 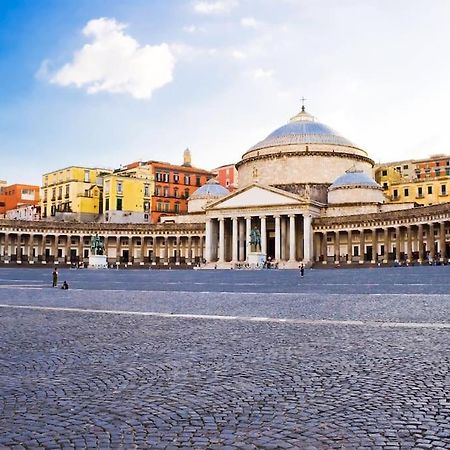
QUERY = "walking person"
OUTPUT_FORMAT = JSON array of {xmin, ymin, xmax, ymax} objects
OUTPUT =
[
  {"xmin": 52, "ymin": 268, "xmax": 58, "ymax": 287},
  {"xmin": 299, "ymin": 263, "xmax": 304, "ymax": 277}
]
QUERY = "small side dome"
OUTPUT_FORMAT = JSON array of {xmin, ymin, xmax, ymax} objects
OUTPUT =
[
  {"xmin": 329, "ymin": 170, "xmax": 382, "ymax": 191},
  {"xmin": 190, "ymin": 178, "xmax": 230, "ymax": 200},
  {"xmin": 188, "ymin": 178, "xmax": 230, "ymax": 213},
  {"xmin": 328, "ymin": 170, "xmax": 384, "ymax": 205}
]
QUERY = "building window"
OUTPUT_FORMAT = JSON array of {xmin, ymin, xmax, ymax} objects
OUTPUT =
[
  {"xmin": 436, "ymin": 162, "xmax": 440, "ymax": 167},
  {"xmin": 65, "ymin": 185, "xmax": 69, "ymax": 198},
  {"xmin": 144, "ymin": 184, "xmax": 150, "ymax": 197},
  {"xmin": 144, "ymin": 201, "xmax": 150, "ymax": 211},
  {"xmin": 84, "ymin": 170, "xmax": 90, "ymax": 183},
  {"xmin": 418, "ymin": 187, "xmax": 423, "ymax": 196},
  {"xmin": 174, "ymin": 188, "xmax": 179, "ymax": 198},
  {"xmin": 164, "ymin": 187, "xmax": 169, "ymax": 197},
  {"xmin": 403, "ymin": 165, "xmax": 408, "ymax": 170},
  {"xmin": 173, "ymin": 173, "xmax": 179, "ymax": 183},
  {"xmin": 382, "ymin": 170, "xmax": 388, "ymax": 176},
  {"xmin": 404, "ymin": 188, "xmax": 409, "ymax": 197},
  {"xmin": 104, "ymin": 180, "xmax": 110, "ymax": 194},
  {"xmin": 441, "ymin": 184, "xmax": 447, "ymax": 195},
  {"xmin": 58, "ymin": 186, "xmax": 63, "ymax": 199},
  {"xmin": 184, "ymin": 175, "xmax": 190, "ymax": 185},
  {"xmin": 196, "ymin": 176, "xmax": 201, "ymax": 186},
  {"xmin": 174, "ymin": 203, "xmax": 180, "ymax": 213},
  {"xmin": 382, "ymin": 182, "xmax": 388, "ymax": 189},
  {"xmin": 155, "ymin": 186, "xmax": 160, "ymax": 196},
  {"xmin": 393, "ymin": 189, "xmax": 398, "ymax": 198},
  {"xmin": 435, "ymin": 168, "xmax": 441, "ymax": 176},
  {"xmin": 117, "ymin": 181, "xmax": 123, "ymax": 194},
  {"xmin": 164, "ymin": 202, "xmax": 169, "ymax": 212},
  {"xmin": 353, "ymin": 246, "xmax": 359, "ymax": 257},
  {"xmin": 105, "ymin": 198, "xmax": 109, "ymax": 211},
  {"xmin": 184, "ymin": 188, "xmax": 190, "ymax": 198},
  {"xmin": 116, "ymin": 198, "xmax": 122, "ymax": 210},
  {"xmin": 428, "ymin": 186, "xmax": 433, "ymax": 194}
]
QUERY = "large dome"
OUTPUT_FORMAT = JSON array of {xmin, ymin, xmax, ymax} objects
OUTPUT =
[{"xmin": 249, "ymin": 108, "xmax": 356, "ymax": 152}]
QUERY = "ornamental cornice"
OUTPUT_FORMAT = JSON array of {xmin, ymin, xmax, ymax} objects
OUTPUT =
[
  {"xmin": 235, "ymin": 150, "xmax": 375, "ymax": 169},
  {"xmin": 312, "ymin": 203, "xmax": 450, "ymax": 230}
]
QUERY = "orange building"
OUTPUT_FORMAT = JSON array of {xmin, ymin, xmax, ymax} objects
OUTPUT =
[
  {"xmin": 212, "ymin": 163, "xmax": 238, "ymax": 191},
  {"xmin": 149, "ymin": 158, "xmax": 213, "ymax": 223},
  {"xmin": 0, "ymin": 183, "xmax": 39, "ymax": 215}
]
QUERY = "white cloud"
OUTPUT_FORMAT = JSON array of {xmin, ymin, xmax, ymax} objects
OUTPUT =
[
  {"xmin": 240, "ymin": 17, "xmax": 260, "ymax": 29},
  {"xmin": 252, "ymin": 68, "xmax": 274, "ymax": 79},
  {"xmin": 193, "ymin": 0, "xmax": 238, "ymax": 15},
  {"xmin": 231, "ymin": 49, "xmax": 246, "ymax": 60},
  {"xmin": 183, "ymin": 25, "xmax": 198, "ymax": 33},
  {"xmin": 49, "ymin": 17, "xmax": 175, "ymax": 100}
]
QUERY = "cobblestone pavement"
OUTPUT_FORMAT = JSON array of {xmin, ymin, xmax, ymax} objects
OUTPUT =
[{"xmin": 0, "ymin": 268, "xmax": 450, "ymax": 449}]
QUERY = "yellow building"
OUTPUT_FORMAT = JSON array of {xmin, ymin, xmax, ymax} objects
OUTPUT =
[
  {"xmin": 375, "ymin": 155, "xmax": 450, "ymax": 206},
  {"xmin": 41, "ymin": 166, "xmax": 111, "ymax": 221},
  {"xmin": 103, "ymin": 172, "xmax": 153, "ymax": 223},
  {"xmin": 384, "ymin": 177, "xmax": 450, "ymax": 206}
]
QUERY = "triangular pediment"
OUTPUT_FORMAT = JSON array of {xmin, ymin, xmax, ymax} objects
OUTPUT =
[{"xmin": 207, "ymin": 184, "xmax": 305, "ymax": 210}]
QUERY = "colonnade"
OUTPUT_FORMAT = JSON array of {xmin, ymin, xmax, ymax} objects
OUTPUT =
[
  {"xmin": 314, "ymin": 221, "xmax": 450, "ymax": 264},
  {"xmin": 0, "ymin": 231, "xmax": 204, "ymax": 266},
  {"xmin": 204, "ymin": 212, "xmax": 313, "ymax": 264}
]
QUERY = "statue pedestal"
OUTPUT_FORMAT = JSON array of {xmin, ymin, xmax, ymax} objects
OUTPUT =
[
  {"xmin": 88, "ymin": 254, "xmax": 108, "ymax": 269},
  {"xmin": 247, "ymin": 252, "xmax": 266, "ymax": 268}
]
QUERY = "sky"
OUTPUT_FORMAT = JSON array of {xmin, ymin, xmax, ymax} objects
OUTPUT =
[{"xmin": 2, "ymin": 0, "xmax": 450, "ymax": 185}]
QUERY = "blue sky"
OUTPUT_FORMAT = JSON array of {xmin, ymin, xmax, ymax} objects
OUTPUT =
[{"xmin": 2, "ymin": 0, "xmax": 450, "ymax": 184}]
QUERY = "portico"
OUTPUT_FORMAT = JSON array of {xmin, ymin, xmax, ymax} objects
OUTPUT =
[{"xmin": 202, "ymin": 184, "xmax": 320, "ymax": 267}]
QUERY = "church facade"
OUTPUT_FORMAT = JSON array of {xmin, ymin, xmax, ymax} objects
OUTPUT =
[{"xmin": 1, "ymin": 107, "xmax": 449, "ymax": 267}]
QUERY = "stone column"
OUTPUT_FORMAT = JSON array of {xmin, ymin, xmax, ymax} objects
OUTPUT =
[
  {"xmin": 407, "ymin": 225, "xmax": 413, "ymax": 262},
  {"xmin": 334, "ymin": 230, "xmax": 340, "ymax": 263},
  {"xmin": 164, "ymin": 237, "xmax": 169, "ymax": 264},
  {"xmin": 359, "ymin": 230, "xmax": 365, "ymax": 263},
  {"xmin": 418, "ymin": 224, "xmax": 424, "ymax": 263},
  {"xmin": 260, "ymin": 216, "xmax": 267, "ymax": 256},
  {"xmin": 347, "ymin": 230, "xmax": 352, "ymax": 263},
  {"xmin": 274, "ymin": 215, "xmax": 281, "ymax": 260},
  {"xmin": 440, "ymin": 222, "xmax": 446, "ymax": 261},
  {"xmin": 371, "ymin": 229, "xmax": 377, "ymax": 263},
  {"xmin": 289, "ymin": 215, "xmax": 296, "ymax": 262},
  {"xmin": 3, "ymin": 233, "xmax": 9, "ymax": 256},
  {"xmin": 205, "ymin": 219, "xmax": 212, "ymax": 263},
  {"xmin": 187, "ymin": 236, "xmax": 192, "ymax": 264},
  {"xmin": 142, "ymin": 237, "xmax": 148, "ymax": 264},
  {"xmin": 65, "ymin": 236, "xmax": 71, "ymax": 263},
  {"xmin": 28, "ymin": 234, "xmax": 34, "ymax": 261},
  {"xmin": 176, "ymin": 236, "xmax": 181, "ymax": 264},
  {"xmin": 382, "ymin": 228, "xmax": 388, "ymax": 263},
  {"xmin": 246, "ymin": 216, "xmax": 252, "ymax": 260},
  {"xmin": 218, "ymin": 218, "xmax": 225, "ymax": 263},
  {"xmin": 52, "ymin": 235, "xmax": 58, "ymax": 262},
  {"xmin": 238, "ymin": 219, "xmax": 245, "ymax": 261},
  {"xmin": 115, "ymin": 237, "xmax": 121, "ymax": 263},
  {"xmin": 303, "ymin": 214, "xmax": 312, "ymax": 263},
  {"xmin": 395, "ymin": 227, "xmax": 402, "ymax": 261},
  {"xmin": 321, "ymin": 231, "xmax": 327, "ymax": 264},
  {"xmin": 429, "ymin": 223, "xmax": 435, "ymax": 261},
  {"xmin": 16, "ymin": 234, "xmax": 22, "ymax": 261},
  {"xmin": 281, "ymin": 216, "xmax": 287, "ymax": 261},
  {"xmin": 232, "ymin": 218, "xmax": 238, "ymax": 263}
]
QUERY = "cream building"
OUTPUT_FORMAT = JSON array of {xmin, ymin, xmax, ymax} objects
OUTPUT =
[{"xmin": 2, "ymin": 106, "xmax": 450, "ymax": 267}]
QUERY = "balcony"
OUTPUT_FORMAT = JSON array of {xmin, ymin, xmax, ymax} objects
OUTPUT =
[{"xmin": 391, "ymin": 195, "xmax": 400, "ymax": 201}]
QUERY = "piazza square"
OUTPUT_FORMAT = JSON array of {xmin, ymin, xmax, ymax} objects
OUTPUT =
[{"xmin": 0, "ymin": 267, "xmax": 450, "ymax": 449}]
